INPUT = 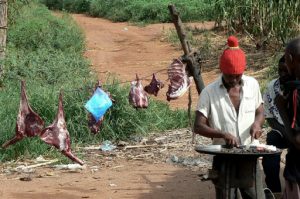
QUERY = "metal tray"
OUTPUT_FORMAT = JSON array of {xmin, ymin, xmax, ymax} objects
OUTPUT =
[{"xmin": 195, "ymin": 145, "xmax": 282, "ymax": 157}]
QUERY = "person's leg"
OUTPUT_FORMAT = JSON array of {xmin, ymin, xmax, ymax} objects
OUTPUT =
[
  {"xmin": 240, "ymin": 160, "xmax": 265, "ymax": 199},
  {"xmin": 239, "ymin": 188, "xmax": 256, "ymax": 199},
  {"xmin": 262, "ymin": 131, "xmax": 285, "ymax": 192},
  {"xmin": 215, "ymin": 187, "xmax": 237, "ymax": 199},
  {"xmin": 213, "ymin": 156, "xmax": 237, "ymax": 199}
]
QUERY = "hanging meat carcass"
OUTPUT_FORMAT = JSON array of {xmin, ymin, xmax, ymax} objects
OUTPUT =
[
  {"xmin": 144, "ymin": 74, "xmax": 164, "ymax": 96},
  {"xmin": 129, "ymin": 74, "xmax": 148, "ymax": 108},
  {"xmin": 166, "ymin": 58, "xmax": 191, "ymax": 101},
  {"xmin": 87, "ymin": 80, "xmax": 113, "ymax": 134},
  {"xmin": 88, "ymin": 113, "xmax": 104, "ymax": 134},
  {"xmin": 88, "ymin": 80, "xmax": 104, "ymax": 134},
  {"xmin": 40, "ymin": 91, "xmax": 84, "ymax": 165},
  {"xmin": 2, "ymin": 80, "xmax": 45, "ymax": 148}
]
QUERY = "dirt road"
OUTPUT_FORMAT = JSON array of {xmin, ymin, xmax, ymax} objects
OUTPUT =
[
  {"xmin": 0, "ymin": 15, "xmax": 216, "ymax": 199},
  {"xmin": 0, "ymin": 129, "xmax": 215, "ymax": 199},
  {"xmin": 0, "ymin": 160, "xmax": 213, "ymax": 199}
]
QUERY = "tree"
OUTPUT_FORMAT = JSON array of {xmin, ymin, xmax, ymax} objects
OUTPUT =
[{"xmin": 0, "ymin": 0, "xmax": 7, "ymax": 79}]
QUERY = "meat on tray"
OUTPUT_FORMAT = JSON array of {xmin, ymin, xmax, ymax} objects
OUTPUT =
[
  {"xmin": 220, "ymin": 146, "xmax": 277, "ymax": 154},
  {"xmin": 40, "ymin": 91, "xmax": 84, "ymax": 165},
  {"xmin": 2, "ymin": 80, "xmax": 45, "ymax": 148}
]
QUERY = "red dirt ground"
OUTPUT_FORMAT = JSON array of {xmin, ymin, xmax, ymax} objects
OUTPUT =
[{"xmin": 0, "ymin": 160, "xmax": 213, "ymax": 199}]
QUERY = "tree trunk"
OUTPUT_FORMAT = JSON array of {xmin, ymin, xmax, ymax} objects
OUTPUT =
[{"xmin": 0, "ymin": 0, "xmax": 7, "ymax": 78}]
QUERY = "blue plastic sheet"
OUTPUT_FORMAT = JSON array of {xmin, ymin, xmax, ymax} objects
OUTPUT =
[{"xmin": 85, "ymin": 88, "xmax": 112, "ymax": 122}]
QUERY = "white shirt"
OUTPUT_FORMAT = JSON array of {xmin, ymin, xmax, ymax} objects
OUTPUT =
[
  {"xmin": 197, "ymin": 75, "xmax": 263, "ymax": 145},
  {"xmin": 263, "ymin": 78, "xmax": 284, "ymax": 125}
]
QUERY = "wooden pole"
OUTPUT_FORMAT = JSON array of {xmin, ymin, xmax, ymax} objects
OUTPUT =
[
  {"xmin": 0, "ymin": 0, "xmax": 7, "ymax": 78},
  {"xmin": 168, "ymin": 5, "xmax": 189, "ymax": 56}
]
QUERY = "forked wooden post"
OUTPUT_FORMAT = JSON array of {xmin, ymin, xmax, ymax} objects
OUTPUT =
[{"xmin": 168, "ymin": 4, "xmax": 205, "ymax": 143}]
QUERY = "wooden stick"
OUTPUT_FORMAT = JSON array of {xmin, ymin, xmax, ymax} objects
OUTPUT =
[
  {"xmin": 81, "ymin": 146, "xmax": 100, "ymax": 150},
  {"xmin": 16, "ymin": 159, "xmax": 59, "ymax": 170},
  {"xmin": 124, "ymin": 145, "xmax": 156, "ymax": 149},
  {"xmin": 125, "ymin": 143, "xmax": 179, "ymax": 150}
]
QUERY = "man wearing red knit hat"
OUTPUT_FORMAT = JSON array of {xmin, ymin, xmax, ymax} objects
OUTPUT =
[{"xmin": 194, "ymin": 36, "xmax": 265, "ymax": 198}]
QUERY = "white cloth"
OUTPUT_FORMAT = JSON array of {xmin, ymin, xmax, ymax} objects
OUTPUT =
[
  {"xmin": 196, "ymin": 75, "xmax": 263, "ymax": 145},
  {"xmin": 263, "ymin": 78, "xmax": 284, "ymax": 125}
]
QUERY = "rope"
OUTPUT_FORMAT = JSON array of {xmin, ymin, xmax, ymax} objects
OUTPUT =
[{"xmin": 62, "ymin": 68, "xmax": 168, "ymax": 93}]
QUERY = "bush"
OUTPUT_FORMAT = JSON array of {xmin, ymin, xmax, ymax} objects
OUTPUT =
[
  {"xmin": 89, "ymin": 0, "xmax": 130, "ymax": 21},
  {"xmin": 8, "ymin": 5, "xmax": 84, "ymax": 52},
  {"xmin": 88, "ymin": 0, "xmax": 107, "ymax": 17},
  {"xmin": 87, "ymin": 0, "xmax": 214, "ymax": 23},
  {"xmin": 40, "ymin": 0, "xmax": 90, "ymax": 13},
  {"xmin": 42, "ymin": 0, "xmax": 214, "ymax": 23},
  {"xmin": 8, "ymin": 0, "xmax": 33, "ymax": 25},
  {"xmin": 71, "ymin": 0, "xmax": 90, "ymax": 13},
  {"xmin": 213, "ymin": 0, "xmax": 300, "ymax": 43},
  {"xmin": 40, "ymin": 0, "xmax": 63, "ymax": 10}
]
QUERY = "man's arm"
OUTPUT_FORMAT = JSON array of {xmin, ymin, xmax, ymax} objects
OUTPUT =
[
  {"xmin": 266, "ymin": 118, "xmax": 285, "ymax": 134},
  {"xmin": 250, "ymin": 104, "xmax": 265, "ymax": 139},
  {"xmin": 275, "ymin": 95, "xmax": 300, "ymax": 149},
  {"xmin": 194, "ymin": 111, "xmax": 239, "ymax": 146}
]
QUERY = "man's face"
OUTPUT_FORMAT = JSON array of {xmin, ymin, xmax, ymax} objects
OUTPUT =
[
  {"xmin": 285, "ymin": 51, "xmax": 300, "ymax": 79},
  {"xmin": 222, "ymin": 74, "xmax": 243, "ymax": 87},
  {"xmin": 278, "ymin": 62, "xmax": 291, "ymax": 84},
  {"xmin": 284, "ymin": 52, "xmax": 294, "ymax": 75}
]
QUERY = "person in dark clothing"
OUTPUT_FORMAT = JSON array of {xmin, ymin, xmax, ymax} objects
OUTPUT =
[
  {"xmin": 262, "ymin": 56, "xmax": 290, "ymax": 195},
  {"xmin": 275, "ymin": 37, "xmax": 300, "ymax": 199}
]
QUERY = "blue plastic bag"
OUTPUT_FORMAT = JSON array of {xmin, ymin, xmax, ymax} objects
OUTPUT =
[{"xmin": 85, "ymin": 88, "xmax": 112, "ymax": 122}]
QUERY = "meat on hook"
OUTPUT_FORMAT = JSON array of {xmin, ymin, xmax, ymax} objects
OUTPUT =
[
  {"xmin": 40, "ymin": 91, "xmax": 84, "ymax": 165},
  {"xmin": 166, "ymin": 58, "xmax": 191, "ymax": 101},
  {"xmin": 144, "ymin": 73, "xmax": 164, "ymax": 96},
  {"xmin": 2, "ymin": 80, "xmax": 45, "ymax": 148},
  {"xmin": 129, "ymin": 74, "xmax": 148, "ymax": 108},
  {"xmin": 88, "ymin": 80, "xmax": 114, "ymax": 134}
]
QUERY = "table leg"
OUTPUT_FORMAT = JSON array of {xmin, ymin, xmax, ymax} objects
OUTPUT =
[{"xmin": 213, "ymin": 156, "xmax": 265, "ymax": 199}]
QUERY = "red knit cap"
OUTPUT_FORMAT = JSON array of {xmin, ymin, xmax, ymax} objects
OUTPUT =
[{"xmin": 220, "ymin": 36, "xmax": 246, "ymax": 74}]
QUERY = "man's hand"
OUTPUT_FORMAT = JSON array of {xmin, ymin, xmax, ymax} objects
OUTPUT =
[
  {"xmin": 250, "ymin": 123, "xmax": 263, "ymax": 140},
  {"xmin": 222, "ymin": 133, "xmax": 239, "ymax": 147},
  {"xmin": 295, "ymin": 133, "xmax": 300, "ymax": 149}
]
